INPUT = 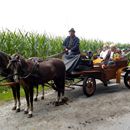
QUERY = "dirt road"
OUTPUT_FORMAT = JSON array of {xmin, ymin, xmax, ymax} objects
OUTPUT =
[{"xmin": 0, "ymin": 80, "xmax": 130, "ymax": 130}]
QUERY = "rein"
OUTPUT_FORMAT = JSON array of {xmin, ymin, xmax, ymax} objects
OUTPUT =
[
  {"xmin": 46, "ymin": 51, "xmax": 65, "ymax": 59},
  {"xmin": 0, "ymin": 73, "xmax": 18, "ymax": 82}
]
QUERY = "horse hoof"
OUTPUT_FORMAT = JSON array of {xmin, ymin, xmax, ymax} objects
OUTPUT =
[
  {"xmin": 16, "ymin": 108, "xmax": 20, "ymax": 112},
  {"xmin": 12, "ymin": 106, "xmax": 16, "ymax": 110},
  {"xmin": 28, "ymin": 114, "xmax": 33, "ymax": 118},
  {"xmin": 41, "ymin": 96, "xmax": 44, "ymax": 100},
  {"xmin": 55, "ymin": 102, "xmax": 60, "ymax": 106},
  {"xmin": 34, "ymin": 98, "xmax": 38, "ymax": 101},
  {"xmin": 62, "ymin": 97, "xmax": 69, "ymax": 104},
  {"xmin": 24, "ymin": 111, "xmax": 28, "ymax": 114}
]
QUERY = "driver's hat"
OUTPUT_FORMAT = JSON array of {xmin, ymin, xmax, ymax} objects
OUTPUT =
[{"xmin": 69, "ymin": 28, "xmax": 75, "ymax": 33}]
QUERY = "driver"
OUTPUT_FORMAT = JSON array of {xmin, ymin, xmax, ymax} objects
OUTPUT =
[{"xmin": 63, "ymin": 28, "xmax": 80, "ymax": 56}]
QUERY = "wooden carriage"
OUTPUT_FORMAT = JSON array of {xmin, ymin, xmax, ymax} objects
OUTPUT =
[{"xmin": 66, "ymin": 58, "xmax": 130, "ymax": 97}]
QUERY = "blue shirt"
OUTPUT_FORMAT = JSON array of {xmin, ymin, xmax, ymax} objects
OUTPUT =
[{"xmin": 63, "ymin": 36, "xmax": 80, "ymax": 55}]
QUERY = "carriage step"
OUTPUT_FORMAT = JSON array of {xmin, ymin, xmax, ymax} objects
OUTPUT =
[{"xmin": 107, "ymin": 83, "xmax": 120, "ymax": 87}]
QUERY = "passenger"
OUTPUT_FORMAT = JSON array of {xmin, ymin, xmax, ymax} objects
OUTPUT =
[
  {"xmin": 113, "ymin": 48, "xmax": 122, "ymax": 60},
  {"xmin": 122, "ymin": 48, "xmax": 130, "ymax": 57},
  {"xmin": 93, "ymin": 44, "xmax": 109, "ymax": 64},
  {"xmin": 109, "ymin": 44, "xmax": 117, "ymax": 59},
  {"xmin": 100, "ymin": 44, "xmax": 109, "ymax": 60}
]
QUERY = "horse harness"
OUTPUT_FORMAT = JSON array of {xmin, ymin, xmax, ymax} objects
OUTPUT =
[{"xmin": 20, "ymin": 61, "xmax": 40, "ymax": 79}]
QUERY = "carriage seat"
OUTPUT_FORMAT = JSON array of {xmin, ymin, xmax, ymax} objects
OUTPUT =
[{"xmin": 63, "ymin": 54, "xmax": 93, "ymax": 73}]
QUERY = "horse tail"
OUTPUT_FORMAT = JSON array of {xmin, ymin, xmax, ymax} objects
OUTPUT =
[{"xmin": 54, "ymin": 71, "xmax": 65, "ymax": 95}]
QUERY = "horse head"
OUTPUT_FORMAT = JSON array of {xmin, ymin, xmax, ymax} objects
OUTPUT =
[{"xmin": 7, "ymin": 54, "xmax": 28, "ymax": 82}]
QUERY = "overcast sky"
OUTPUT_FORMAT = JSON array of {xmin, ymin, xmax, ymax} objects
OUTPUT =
[{"xmin": 0, "ymin": 0, "xmax": 130, "ymax": 43}]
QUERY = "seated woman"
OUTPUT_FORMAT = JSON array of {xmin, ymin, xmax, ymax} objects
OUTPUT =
[
  {"xmin": 100, "ymin": 44, "xmax": 109, "ymax": 59},
  {"xmin": 93, "ymin": 44, "xmax": 109, "ymax": 64}
]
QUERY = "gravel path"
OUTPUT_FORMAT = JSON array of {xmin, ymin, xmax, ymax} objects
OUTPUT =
[{"xmin": 0, "ymin": 80, "xmax": 130, "ymax": 130}]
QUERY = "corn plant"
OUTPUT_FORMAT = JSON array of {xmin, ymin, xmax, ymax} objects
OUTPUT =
[{"xmin": 0, "ymin": 30, "xmax": 129, "ymax": 59}]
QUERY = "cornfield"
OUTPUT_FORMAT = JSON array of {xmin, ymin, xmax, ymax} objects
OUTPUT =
[{"xmin": 0, "ymin": 30, "xmax": 129, "ymax": 58}]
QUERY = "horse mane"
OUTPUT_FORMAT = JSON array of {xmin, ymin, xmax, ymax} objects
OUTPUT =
[
  {"xmin": 0, "ymin": 51, "xmax": 10, "ymax": 67},
  {"xmin": 0, "ymin": 51, "xmax": 11, "ymax": 76},
  {"xmin": 13, "ymin": 53, "xmax": 28, "ymax": 65}
]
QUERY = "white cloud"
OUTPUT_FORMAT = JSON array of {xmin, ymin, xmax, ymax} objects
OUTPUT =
[{"xmin": 0, "ymin": 0, "xmax": 130, "ymax": 43}]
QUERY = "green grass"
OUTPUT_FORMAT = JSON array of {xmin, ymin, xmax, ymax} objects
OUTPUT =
[
  {"xmin": 0, "ymin": 85, "xmax": 49, "ymax": 104},
  {"xmin": 0, "ymin": 87, "xmax": 25, "ymax": 104}
]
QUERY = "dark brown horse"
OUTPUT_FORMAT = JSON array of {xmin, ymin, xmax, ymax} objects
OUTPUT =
[
  {"xmin": 8, "ymin": 54, "xmax": 66, "ymax": 118},
  {"xmin": 0, "ymin": 51, "xmax": 21, "ymax": 112}
]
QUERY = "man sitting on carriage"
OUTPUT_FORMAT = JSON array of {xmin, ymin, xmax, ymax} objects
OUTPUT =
[
  {"xmin": 62, "ymin": 28, "xmax": 80, "ymax": 72},
  {"xmin": 63, "ymin": 28, "xmax": 93, "ymax": 72},
  {"xmin": 63, "ymin": 28, "xmax": 80, "ymax": 56}
]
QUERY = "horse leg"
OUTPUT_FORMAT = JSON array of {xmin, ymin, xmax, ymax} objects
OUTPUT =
[
  {"xmin": 57, "ymin": 90, "xmax": 61, "ymax": 103},
  {"xmin": 54, "ymin": 77, "xmax": 65, "ymax": 106},
  {"xmin": 23, "ymin": 87, "xmax": 30, "ymax": 114},
  {"xmin": 53, "ymin": 80, "xmax": 62, "ymax": 106},
  {"xmin": 34, "ymin": 85, "xmax": 38, "ymax": 101},
  {"xmin": 11, "ymin": 87, "xmax": 17, "ymax": 110},
  {"xmin": 28, "ymin": 86, "xmax": 33, "ymax": 118},
  {"xmin": 41, "ymin": 85, "xmax": 44, "ymax": 100},
  {"xmin": 59, "ymin": 77, "xmax": 68, "ymax": 104},
  {"xmin": 16, "ymin": 84, "xmax": 21, "ymax": 112}
]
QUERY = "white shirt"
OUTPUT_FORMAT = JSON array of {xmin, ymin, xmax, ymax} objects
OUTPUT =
[
  {"xmin": 110, "ymin": 51, "xmax": 114, "ymax": 59},
  {"xmin": 100, "ymin": 50, "xmax": 109, "ymax": 59}
]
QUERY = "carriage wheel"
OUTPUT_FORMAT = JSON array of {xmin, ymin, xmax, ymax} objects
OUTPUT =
[
  {"xmin": 83, "ymin": 77, "xmax": 96, "ymax": 97},
  {"xmin": 124, "ymin": 71, "xmax": 130, "ymax": 89}
]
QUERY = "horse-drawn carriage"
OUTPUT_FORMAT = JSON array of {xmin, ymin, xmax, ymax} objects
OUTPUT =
[{"xmin": 64, "ymin": 54, "xmax": 130, "ymax": 97}]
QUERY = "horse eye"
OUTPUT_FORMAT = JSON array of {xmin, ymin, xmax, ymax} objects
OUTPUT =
[{"xmin": 9, "ymin": 57, "xmax": 11, "ymax": 60}]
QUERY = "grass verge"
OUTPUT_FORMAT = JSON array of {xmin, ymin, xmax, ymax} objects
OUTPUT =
[{"xmin": 0, "ymin": 85, "xmax": 49, "ymax": 105}]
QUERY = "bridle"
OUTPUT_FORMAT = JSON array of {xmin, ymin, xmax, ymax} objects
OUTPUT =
[
  {"xmin": 0, "ymin": 64, "xmax": 37, "ymax": 82},
  {"xmin": 8, "ymin": 58, "xmax": 39, "ymax": 80}
]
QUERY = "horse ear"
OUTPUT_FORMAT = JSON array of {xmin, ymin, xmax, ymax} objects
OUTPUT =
[
  {"xmin": 18, "ymin": 60, "xmax": 22, "ymax": 66},
  {"xmin": 16, "ymin": 55, "xmax": 20, "ymax": 60},
  {"xmin": 8, "ymin": 56, "xmax": 11, "ymax": 60}
]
